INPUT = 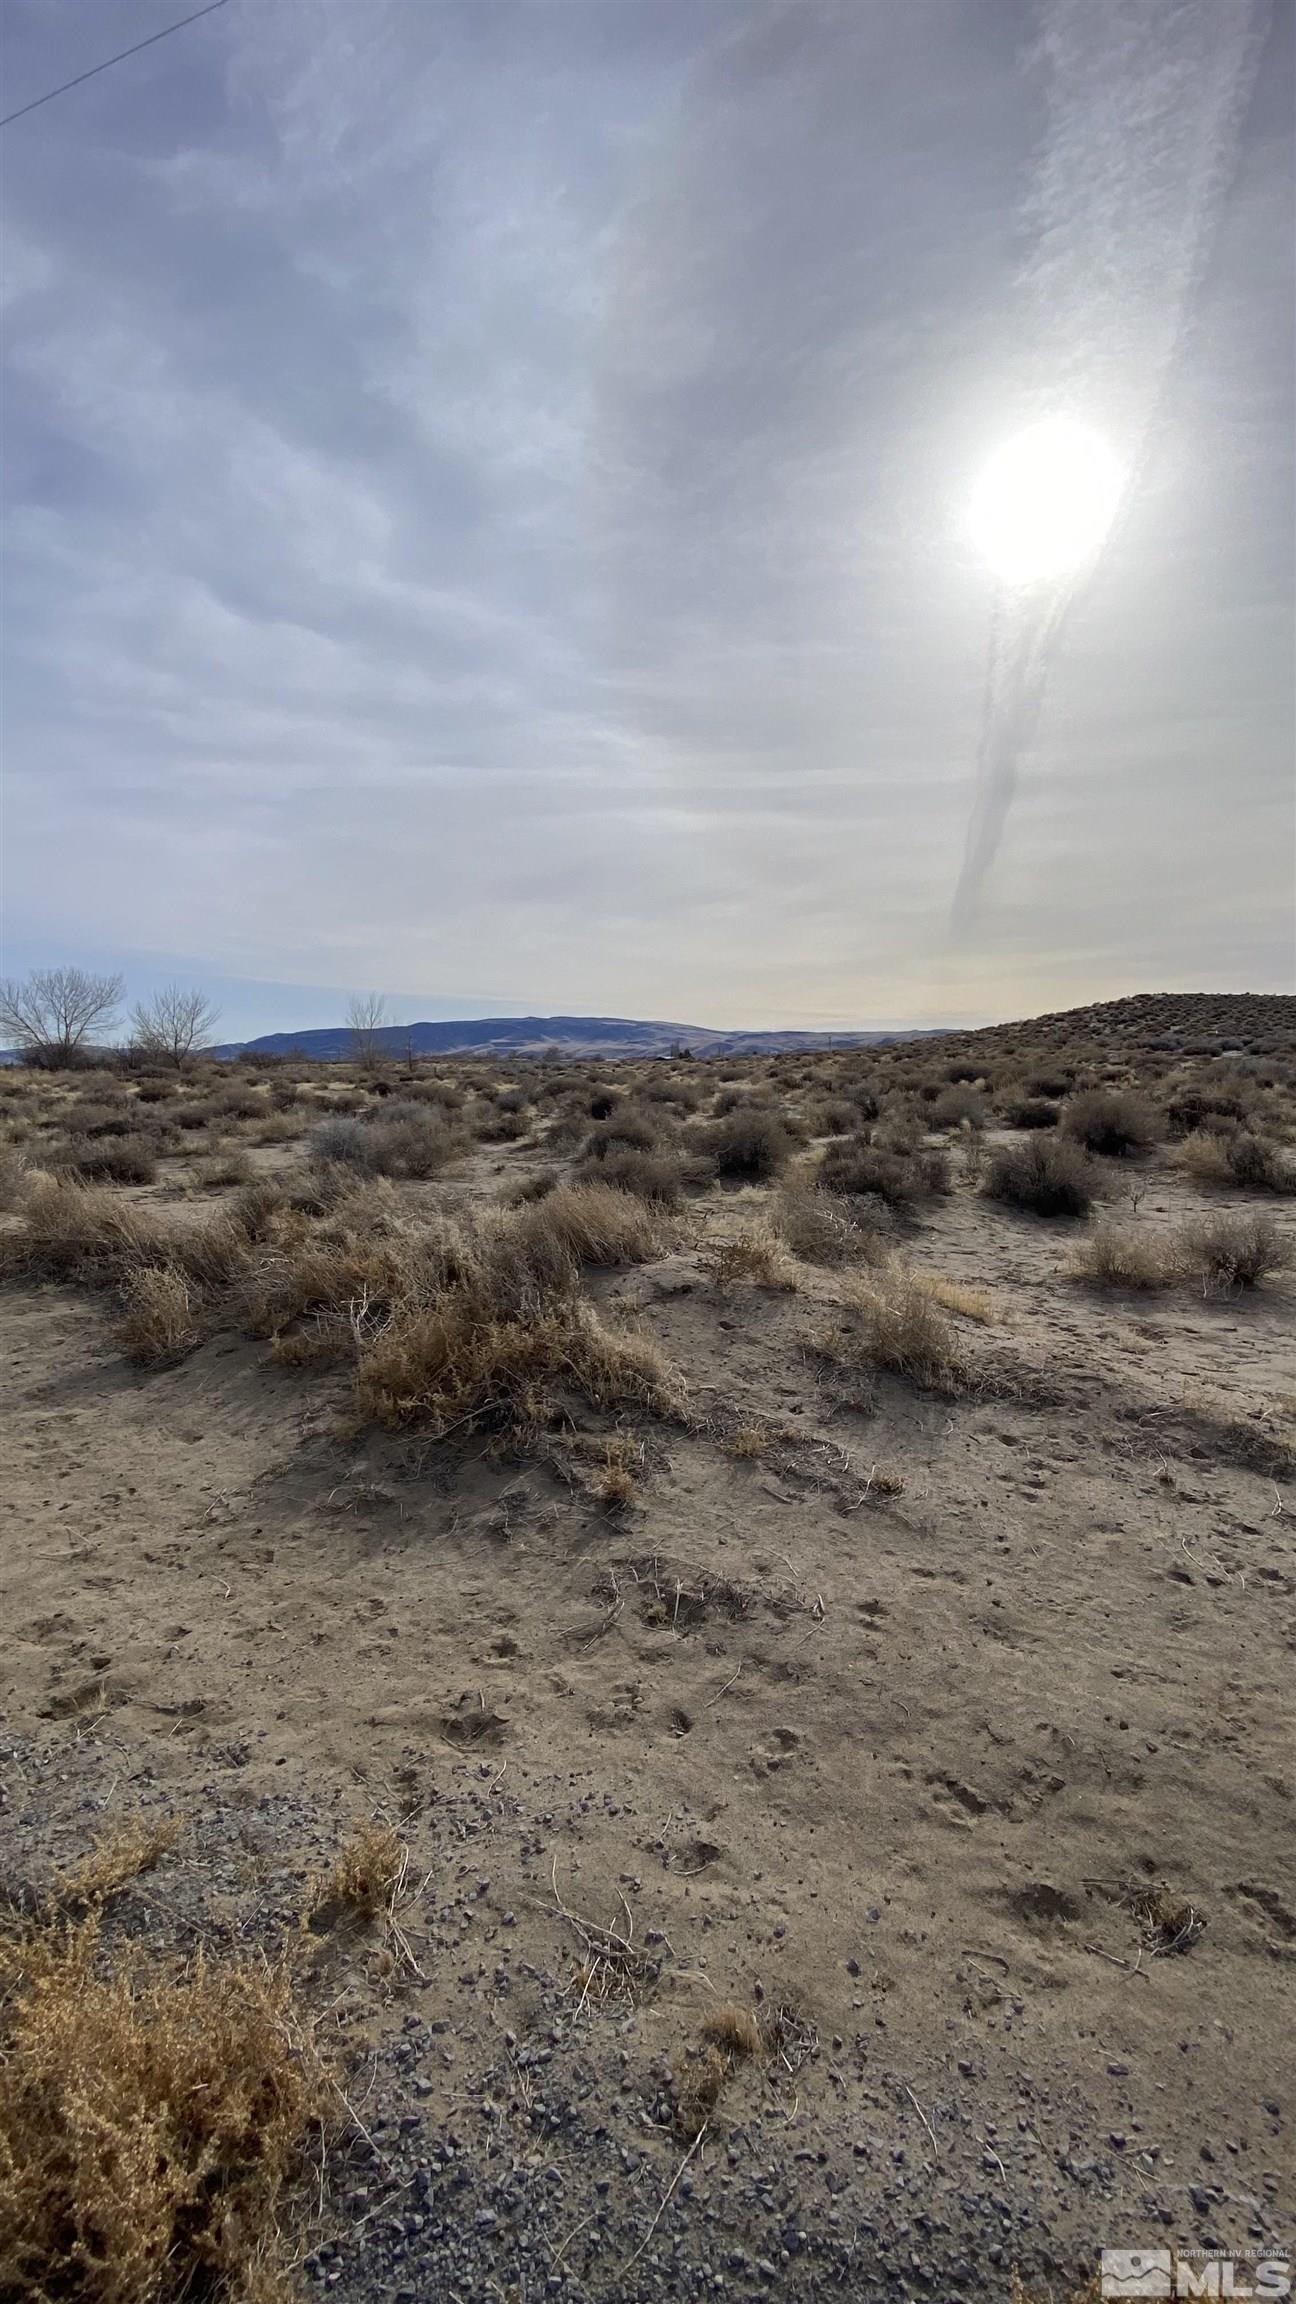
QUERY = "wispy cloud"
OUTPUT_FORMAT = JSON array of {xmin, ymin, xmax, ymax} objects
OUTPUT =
[{"xmin": 2, "ymin": 0, "xmax": 1291, "ymax": 1036}]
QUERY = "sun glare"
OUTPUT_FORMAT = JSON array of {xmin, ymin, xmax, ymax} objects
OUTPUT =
[{"xmin": 968, "ymin": 416, "xmax": 1123, "ymax": 588}]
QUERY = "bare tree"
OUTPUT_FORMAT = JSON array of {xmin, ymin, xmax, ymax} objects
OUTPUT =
[
  {"xmin": 0, "ymin": 966, "xmax": 123, "ymax": 1067},
  {"xmin": 346, "ymin": 992, "xmax": 390, "ymax": 1068},
  {"xmin": 131, "ymin": 984, "xmax": 221, "ymax": 1069}
]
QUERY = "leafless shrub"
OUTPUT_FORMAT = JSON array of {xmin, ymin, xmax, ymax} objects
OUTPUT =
[
  {"xmin": 1062, "ymin": 1089, "xmax": 1157, "ymax": 1157},
  {"xmin": 984, "ymin": 1135, "xmax": 1097, "ymax": 1218},
  {"xmin": 577, "ymin": 1145, "xmax": 685, "ymax": 1205},
  {"xmin": 818, "ymin": 1135, "xmax": 949, "ymax": 1208},
  {"xmin": 1179, "ymin": 1213, "xmax": 1292, "ymax": 1294},
  {"xmin": 1068, "ymin": 1224, "xmax": 1179, "ymax": 1290},
  {"xmin": 1180, "ymin": 1130, "xmax": 1295, "ymax": 1194},
  {"xmin": 698, "ymin": 1106, "xmax": 794, "ymax": 1182},
  {"xmin": 1001, "ymin": 1095, "xmax": 1060, "ymax": 1130}
]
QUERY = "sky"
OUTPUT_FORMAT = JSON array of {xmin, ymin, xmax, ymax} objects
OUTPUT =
[{"xmin": 2, "ymin": 0, "xmax": 1293, "ymax": 1043}]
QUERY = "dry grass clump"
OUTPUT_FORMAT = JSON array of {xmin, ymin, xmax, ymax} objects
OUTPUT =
[
  {"xmin": 983, "ymin": 1135, "xmax": 1097, "ymax": 1218},
  {"xmin": 699, "ymin": 1225, "xmax": 798, "ymax": 1291},
  {"xmin": 674, "ymin": 2005, "xmax": 765, "ymax": 2139},
  {"xmin": 774, "ymin": 1179, "xmax": 884, "ymax": 1265},
  {"xmin": 116, "ymin": 1267, "xmax": 203, "ymax": 1366},
  {"xmin": 53, "ymin": 1817, "xmax": 182, "ymax": 1909},
  {"xmin": 1, "ymin": 1180, "xmax": 170, "ymax": 1287},
  {"xmin": 356, "ymin": 1283, "xmax": 683, "ymax": 1441},
  {"xmin": 193, "ymin": 1144, "xmax": 256, "ymax": 1187},
  {"xmin": 1062, "ymin": 1088, "xmax": 1156, "ymax": 1156},
  {"xmin": 1179, "ymin": 1213, "xmax": 1291, "ymax": 1295},
  {"xmin": 306, "ymin": 1819, "xmax": 404, "ymax": 1930},
  {"xmin": 0, "ymin": 1914, "xmax": 323, "ymax": 2304},
  {"xmin": 914, "ymin": 1269, "xmax": 1000, "ymax": 1323},
  {"xmin": 820, "ymin": 1262, "xmax": 971, "ymax": 1394},
  {"xmin": 53, "ymin": 1135, "xmax": 159, "ymax": 1186},
  {"xmin": 510, "ymin": 1180, "xmax": 671, "ymax": 1276},
  {"xmin": 592, "ymin": 1433, "xmax": 640, "ymax": 1510},
  {"xmin": 0, "ymin": 1143, "xmax": 30, "ymax": 1211},
  {"xmin": 701, "ymin": 2005, "xmax": 764, "ymax": 2057},
  {"xmin": 1068, "ymin": 1224, "xmax": 1179, "ymax": 1291},
  {"xmin": 1180, "ymin": 1129, "xmax": 1295, "ymax": 1194}
]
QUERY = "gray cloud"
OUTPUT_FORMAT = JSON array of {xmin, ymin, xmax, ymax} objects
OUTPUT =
[{"xmin": 2, "ymin": 0, "xmax": 1291, "ymax": 1036}]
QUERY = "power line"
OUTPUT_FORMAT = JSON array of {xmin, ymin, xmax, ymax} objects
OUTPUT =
[{"xmin": 0, "ymin": 0, "xmax": 230, "ymax": 130}]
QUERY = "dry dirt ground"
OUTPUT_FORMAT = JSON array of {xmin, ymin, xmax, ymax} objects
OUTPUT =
[{"xmin": 2, "ymin": 1001, "xmax": 1294, "ymax": 2301}]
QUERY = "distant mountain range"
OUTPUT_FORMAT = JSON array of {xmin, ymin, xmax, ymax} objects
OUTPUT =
[{"xmin": 211, "ymin": 1015, "xmax": 944, "ymax": 1061}]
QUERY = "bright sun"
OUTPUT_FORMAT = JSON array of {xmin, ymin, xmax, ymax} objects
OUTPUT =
[{"xmin": 968, "ymin": 416, "xmax": 1123, "ymax": 588}]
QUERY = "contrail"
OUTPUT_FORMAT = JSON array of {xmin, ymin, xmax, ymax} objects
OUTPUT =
[{"xmin": 952, "ymin": 0, "xmax": 1269, "ymax": 931}]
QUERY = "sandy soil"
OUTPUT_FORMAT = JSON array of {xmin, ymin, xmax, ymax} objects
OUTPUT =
[{"xmin": 2, "ymin": 1143, "xmax": 1294, "ymax": 2300}]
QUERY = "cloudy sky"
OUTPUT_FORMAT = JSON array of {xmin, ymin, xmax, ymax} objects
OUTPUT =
[{"xmin": 3, "ymin": 0, "xmax": 1292, "ymax": 1040}]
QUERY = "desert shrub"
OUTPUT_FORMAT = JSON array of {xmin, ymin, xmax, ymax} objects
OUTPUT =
[
  {"xmin": 310, "ymin": 1104, "xmax": 456, "ymax": 1180},
  {"xmin": 1179, "ymin": 1213, "xmax": 1291, "ymax": 1294},
  {"xmin": 171, "ymin": 1098, "xmax": 224, "ymax": 1132},
  {"xmin": 1068, "ymin": 1224, "xmax": 1179, "ymax": 1290},
  {"xmin": 1026, "ymin": 1069, "xmax": 1075, "ymax": 1099},
  {"xmin": 932, "ymin": 1084, "xmax": 987, "ymax": 1129},
  {"xmin": 1163, "ymin": 1083, "xmax": 1252, "ymax": 1139},
  {"xmin": 577, "ymin": 1145, "xmax": 685, "ymax": 1205},
  {"xmin": 699, "ymin": 1107, "xmax": 793, "ymax": 1181},
  {"xmin": 1063, "ymin": 1089, "xmax": 1156, "ymax": 1157},
  {"xmin": 364, "ymin": 1101, "xmax": 458, "ymax": 1178},
  {"xmin": 944, "ymin": 1059, "xmax": 984, "ymax": 1085},
  {"xmin": 809, "ymin": 1097, "xmax": 859, "ymax": 1137},
  {"xmin": 63, "ymin": 1100, "xmax": 136, "ymax": 1139},
  {"xmin": 51, "ymin": 1135, "xmax": 158, "ymax": 1186},
  {"xmin": 983, "ymin": 1135, "xmax": 1097, "ymax": 1217},
  {"xmin": 309, "ymin": 1114, "xmax": 368, "ymax": 1166},
  {"xmin": 1002, "ymin": 1095, "xmax": 1060, "ymax": 1130},
  {"xmin": 585, "ymin": 1109, "xmax": 660, "ymax": 1158},
  {"xmin": 1180, "ymin": 1130, "xmax": 1295, "ymax": 1194},
  {"xmin": 818, "ymin": 1135, "xmax": 948, "ymax": 1209},
  {"xmin": 0, "ymin": 1913, "xmax": 323, "ymax": 2304},
  {"xmin": 819, "ymin": 1262, "xmax": 969, "ymax": 1394},
  {"xmin": 117, "ymin": 1265, "xmax": 203, "ymax": 1364}
]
